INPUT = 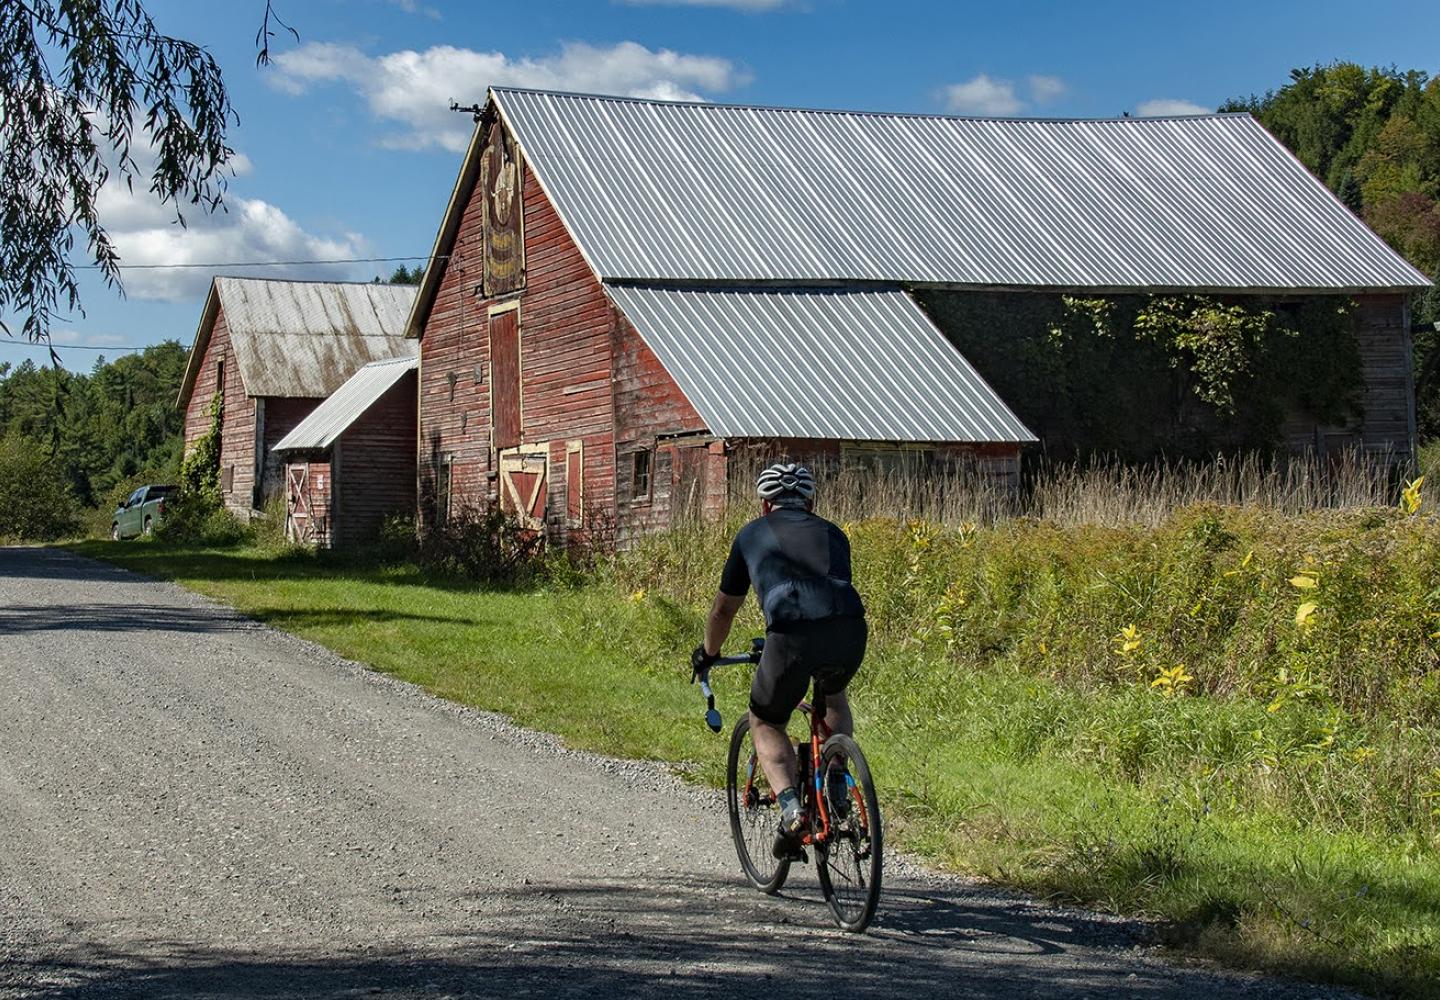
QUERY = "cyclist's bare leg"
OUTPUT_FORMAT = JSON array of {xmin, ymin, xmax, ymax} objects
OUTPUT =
[{"xmin": 749, "ymin": 711, "xmax": 797, "ymax": 794}]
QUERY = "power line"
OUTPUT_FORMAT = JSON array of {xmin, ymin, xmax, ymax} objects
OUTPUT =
[
  {"xmin": 2, "ymin": 341, "xmax": 148, "ymax": 353},
  {"xmin": 76, "ymin": 255, "xmax": 445, "ymax": 270}
]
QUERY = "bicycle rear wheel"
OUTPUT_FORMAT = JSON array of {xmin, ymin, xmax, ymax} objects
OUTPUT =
[
  {"xmin": 726, "ymin": 715, "xmax": 790, "ymax": 894},
  {"xmin": 815, "ymin": 733, "xmax": 883, "ymax": 932}
]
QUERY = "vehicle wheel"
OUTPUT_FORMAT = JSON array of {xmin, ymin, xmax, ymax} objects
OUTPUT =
[
  {"xmin": 110, "ymin": 522, "xmax": 120, "ymax": 541},
  {"xmin": 142, "ymin": 516, "xmax": 153, "ymax": 536},
  {"xmin": 815, "ymin": 733, "xmax": 883, "ymax": 932},
  {"xmin": 727, "ymin": 715, "xmax": 790, "ymax": 894}
]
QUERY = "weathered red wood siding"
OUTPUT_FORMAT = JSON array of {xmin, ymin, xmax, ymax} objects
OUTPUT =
[
  {"xmin": 334, "ymin": 374, "xmax": 418, "ymax": 546},
  {"xmin": 417, "ymin": 144, "xmax": 620, "ymax": 539},
  {"xmin": 611, "ymin": 308, "xmax": 711, "ymax": 543},
  {"xmin": 182, "ymin": 306, "xmax": 257, "ymax": 513},
  {"xmin": 261, "ymin": 397, "xmax": 322, "ymax": 504}
]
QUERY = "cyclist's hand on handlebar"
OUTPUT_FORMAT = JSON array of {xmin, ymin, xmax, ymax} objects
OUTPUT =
[{"xmin": 690, "ymin": 643, "xmax": 717, "ymax": 682}]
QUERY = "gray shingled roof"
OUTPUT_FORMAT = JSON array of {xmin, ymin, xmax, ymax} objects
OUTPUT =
[
  {"xmin": 605, "ymin": 285, "xmax": 1035, "ymax": 443},
  {"xmin": 274, "ymin": 355, "xmax": 418, "ymax": 452},
  {"xmin": 180, "ymin": 278, "xmax": 418, "ymax": 407},
  {"xmin": 494, "ymin": 88, "xmax": 1429, "ymax": 292}
]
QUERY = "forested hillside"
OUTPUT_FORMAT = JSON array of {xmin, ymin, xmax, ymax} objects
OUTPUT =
[
  {"xmin": 1225, "ymin": 63, "xmax": 1440, "ymax": 435},
  {"xmin": 0, "ymin": 341, "xmax": 188, "ymax": 508}
]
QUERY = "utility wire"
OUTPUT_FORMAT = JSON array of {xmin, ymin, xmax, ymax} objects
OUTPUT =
[
  {"xmin": 3, "ymin": 342, "xmax": 148, "ymax": 353},
  {"xmin": 75, "ymin": 255, "xmax": 445, "ymax": 270}
]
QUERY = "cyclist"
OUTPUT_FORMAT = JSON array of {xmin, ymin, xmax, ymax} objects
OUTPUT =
[{"xmin": 692, "ymin": 462, "xmax": 867, "ymax": 859}]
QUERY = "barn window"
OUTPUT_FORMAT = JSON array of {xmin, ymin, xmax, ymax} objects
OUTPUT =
[{"xmin": 631, "ymin": 450, "xmax": 652, "ymax": 502}]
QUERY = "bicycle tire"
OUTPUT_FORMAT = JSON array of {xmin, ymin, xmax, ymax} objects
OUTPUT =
[
  {"xmin": 815, "ymin": 733, "xmax": 883, "ymax": 932},
  {"xmin": 726, "ymin": 715, "xmax": 790, "ymax": 894}
]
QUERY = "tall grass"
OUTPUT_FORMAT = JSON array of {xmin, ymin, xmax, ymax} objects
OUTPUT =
[
  {"xmin": 728, "ymin": 450, "xmax": 1410, "ymax": 529},
  {"xmin": 626, "ymin": 457, "xmax": 1440, "ymax": 994}
]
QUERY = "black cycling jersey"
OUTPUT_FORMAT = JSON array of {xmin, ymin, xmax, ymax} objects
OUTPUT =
[{"xmin": 719, "ymin": 507, "xmax": 865, "ymax": 628}]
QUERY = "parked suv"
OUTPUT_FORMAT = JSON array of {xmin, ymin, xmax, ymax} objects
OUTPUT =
[{"xmin": 111, "ymin": 485, "xmax": 176, "ymax": 540}]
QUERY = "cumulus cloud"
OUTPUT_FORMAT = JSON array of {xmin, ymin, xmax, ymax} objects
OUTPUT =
[
  {"xmin": 941, "ymin": 74, "xmax": 1024, "ymax": 116},
  {"xmin": 94, "ymin": 176, "xmax": 367, "ymax": 302},
  {"xmin": 1136, "ymin": 98, "xmax": 1212, "ymax": 117},
  {"xmin": 271, "ymin": 40, "xmax": 747, "ymax": 152},
  {"xmin": 1027, "ymin": 75, "xmax": 1066, "ymax": 104},
  {"xmin": 941, "ymin": 73, "xmax": 1067, "ymax": 116}
]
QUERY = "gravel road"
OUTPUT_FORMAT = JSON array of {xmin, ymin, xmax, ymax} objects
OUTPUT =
[{"xmin": 0, "ymin": 546, "xmax": 1354, "ymax": 999}]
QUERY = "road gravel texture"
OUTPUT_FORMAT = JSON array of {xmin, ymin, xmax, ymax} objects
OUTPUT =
[{"xmin": 0, "ymin": 546, "xmax": 1356, "ymax": 999}]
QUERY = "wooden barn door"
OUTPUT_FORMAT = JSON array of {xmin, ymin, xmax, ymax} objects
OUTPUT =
[
  {"xmin": 671, "ymin": 444, "xmax": 709, "ymax": 527},
  {"xmin": 499, "ymin": 446, "xmax": 547, "ymax": 530},
  {"xmin": 286, "ymin": 464, "xmax": 310, "ymax": 542},
  {"xmin": 489, "ymin": 307, "xmax": 521, "ymax": 451},
  {"xmin": 286, "ymin": 461, "xmax": 331, "ymax": 546}
]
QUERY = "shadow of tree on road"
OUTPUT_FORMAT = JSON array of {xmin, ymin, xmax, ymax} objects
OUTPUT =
[{"xmin": 0, "ymin": 876, "xmax": 1294, "ymax": 1000}]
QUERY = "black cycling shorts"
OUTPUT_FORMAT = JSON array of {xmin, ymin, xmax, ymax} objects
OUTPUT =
[{"xmin": 749, "ymin": 616, "xmax": 868, "ymax": 726}]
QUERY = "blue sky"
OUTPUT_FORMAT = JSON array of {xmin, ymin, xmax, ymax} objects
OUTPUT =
[{"xmin": 5, "ymin": 0, "xmax": 1439, "ymax": 373}]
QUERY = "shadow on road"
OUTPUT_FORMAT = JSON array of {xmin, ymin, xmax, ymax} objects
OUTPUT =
[{"xmin": 0, "ymin": 876, "xmax": 1220, "ymax": 1000}]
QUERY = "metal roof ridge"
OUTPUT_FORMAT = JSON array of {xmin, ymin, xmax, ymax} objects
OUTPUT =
[{"xmin": 491, "ymin": 85, "xmax": 1238, "ymax": 125}]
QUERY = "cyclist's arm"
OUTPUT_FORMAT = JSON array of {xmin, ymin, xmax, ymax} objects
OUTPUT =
[{"xmin": 703, "ymin": 591, "xmax": 745, "ymax": 657}]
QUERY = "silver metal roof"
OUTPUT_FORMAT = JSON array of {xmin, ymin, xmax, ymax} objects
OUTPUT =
[
  {"xmin": 494, "ymin": 88, "xmax": 1430, "ymax": 293},
  {"xmin": 273, "ymin": 355, "xmax": 418, "ymax": 452},
  {"xmin": 214, "ymin": 278, "xmax": 418, "ymax": 398},
  {"xmin": 605, "ymin": 285, "xmax": 1035, "ymax": 443}
]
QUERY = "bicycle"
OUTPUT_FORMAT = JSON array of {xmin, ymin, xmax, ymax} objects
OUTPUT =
[{"xmin": 694, "ymin": 638, "xmax": 883, "ymax": 933}]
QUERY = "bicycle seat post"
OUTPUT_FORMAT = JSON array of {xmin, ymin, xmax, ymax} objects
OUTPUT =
[{"xmin": 812, "ymin": 683, "xmax": 827, "ymax": 728}]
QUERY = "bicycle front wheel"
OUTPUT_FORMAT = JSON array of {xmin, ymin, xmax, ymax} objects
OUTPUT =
[
  {"xmin": 815, "ymin": 733, "xmax": 883, "ymax": 932},
  {"xmin": 726, "ymin": 715, "xmax": 790, "ymax": 894}
]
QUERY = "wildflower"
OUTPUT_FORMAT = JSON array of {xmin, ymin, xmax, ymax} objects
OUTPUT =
[
  {"xmin": 1401, "ymin": 476, "xmax": 1424, "ymax": 516},
  {"xmin": 1150, "ymin": 664, "xmax": 1193, "ymax": 697},
  {"xmin": 628, "ymin": 589, "xmax": 646, "ymax": 603},
  {"xmin": 1114, "ymin": 624, "xmax": 1142, "ymax": 657}
]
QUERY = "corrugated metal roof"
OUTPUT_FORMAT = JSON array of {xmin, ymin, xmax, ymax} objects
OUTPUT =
[
  {"xmin": 273, "ymin": 355, "xmax": 418, "ymax": 452},
  {"xmin": 494, "ymin": 88, "xmax": 1430, "ymax": 292},
  {"xmin": 605, "ymin": 285, "xmax": 1035, "ymax": 443},
  {"xmin": 216, "ymin": 278, "xmax": 419, "ymax": 398}
]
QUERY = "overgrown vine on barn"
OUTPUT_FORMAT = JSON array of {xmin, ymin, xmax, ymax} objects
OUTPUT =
[{"xmin": 178, "ymin": 389, "xmax": 223, "ymax": 506}]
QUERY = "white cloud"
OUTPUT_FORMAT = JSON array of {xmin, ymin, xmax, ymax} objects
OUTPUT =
[
  {"xmin": 1027, "ymin": 75, "xmax": 1066, "ymax": 104},
  {"xmin": 1136, "ymin": 98, "xmax": 1211, "ymax": 117},
  {"xmin": 617, "ymin": 0, "xmax": 794, "ymax": 9},
  {"xmin": 389, "ymin": 0, "xmax": 442, "ymax": 18},
  {"xmin": 51, "ymin": 329, "xmax": 128, "ymax": 347},
  {"xmin": 941, "ymin": 74, "xmax": 1025, "ymax": 116},
  {"xmin": 271, "ymin": 40, "xmax": 747, "ymax": 153},
  {"xmin": 94, "ymin": 183, "xmax": 367, "ymax": 302}
]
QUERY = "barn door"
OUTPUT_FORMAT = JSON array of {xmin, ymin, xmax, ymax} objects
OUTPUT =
[
  {"xmin": 287, "ymin": 464, "xmax": 312, "ymax": 543},
  {"xmin": 499, "ymin": 446, "xmax": 547, "ymax": 530},
  {"xmin": 490, "ymin": 307, "xmax": 521, "ymax": 451},
  {"xmin": 671, "ymin": 445, "xmax": 709, "ymax": 527}
]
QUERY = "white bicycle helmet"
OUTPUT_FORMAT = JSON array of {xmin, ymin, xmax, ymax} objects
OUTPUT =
[{"xmin": 756, "ymin": 462, "xmax": 816, "ymax": 501}]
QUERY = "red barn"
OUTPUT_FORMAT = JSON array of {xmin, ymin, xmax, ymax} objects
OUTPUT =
[
  {"xmin": 177, "ymin": 277, "xmax": 417, "ymax": 514},
  {"xmin": 404, "ymin": 88, "xmax": 1429, "ymax": 545},
  {"xmin": 272, "ymin": 356, "xmax": 419, "ymax": 547}
]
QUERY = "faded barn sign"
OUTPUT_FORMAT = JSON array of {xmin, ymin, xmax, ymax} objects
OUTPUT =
[{"xmin": 482, "ymin": 122, "xmax": 524, "ymax": 297}]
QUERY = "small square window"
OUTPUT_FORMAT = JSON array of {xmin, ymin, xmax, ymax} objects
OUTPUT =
[{"xmin": 631, "ymin": 450, "xmax": 652, "ymax": 501}]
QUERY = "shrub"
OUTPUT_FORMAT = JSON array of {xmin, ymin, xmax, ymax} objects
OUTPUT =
[
  {"xmin": 0, "ymin": 434, "xmax": 82, "ymax": 541},
  {"xmin": 153, "ymin": 492, "xmax": 249, "ymax": 547},
  {"xmin": 416, "ymin": 499, "xmax": 545, "ymax": 585}
]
